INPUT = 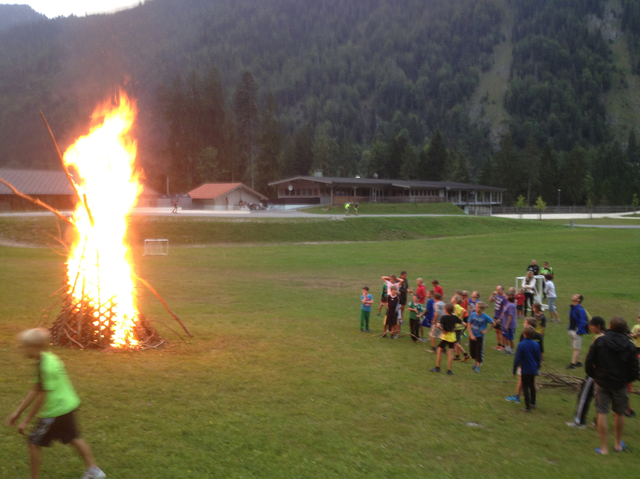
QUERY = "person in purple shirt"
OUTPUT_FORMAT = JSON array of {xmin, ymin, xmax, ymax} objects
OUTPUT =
[
  {"xmin": 502, "ymin": 293, "xmax": 517, "ymax": 355},
  {"xmin": 513, "ymin": 326, "xmax": 541, "ymax": 412},
  {"xmin": 489, "ymin": 286, "xmax": 507, "ymax": 350}
]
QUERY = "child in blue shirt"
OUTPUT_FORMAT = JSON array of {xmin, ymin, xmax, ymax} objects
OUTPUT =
[
  {"xmin": 513, "ymin": 326, "xmax": 541, "ymax": 412},
  {"xmin": 360, "ymin": 286, "xmax": 373, "ymax": 332}
]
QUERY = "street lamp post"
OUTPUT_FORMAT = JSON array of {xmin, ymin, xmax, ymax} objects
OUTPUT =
[{"xmin": 558, "ymin": 189, "xmax": 561, "ymax": 208}]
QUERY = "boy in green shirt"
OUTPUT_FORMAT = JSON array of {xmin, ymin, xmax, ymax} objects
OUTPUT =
[
  {"xmin": 407, "ymin": 294, "xmax": 424, "ymax": 342},
  {"xmin": 6, "ymin": 328, "xmax": 106, "ymax": 479}
]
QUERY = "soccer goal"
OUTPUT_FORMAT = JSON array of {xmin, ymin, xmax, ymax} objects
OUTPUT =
[{"xmin": 144, "ymin": 239, "xmax": 169, "ymax": 256}]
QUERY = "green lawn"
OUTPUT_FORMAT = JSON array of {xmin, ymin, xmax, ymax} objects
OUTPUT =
[
  {"xmin": 1, "ymin": 221, "xmax": 639, "ymax": 478},
  {"xmin": 302, "ymin": 202, "xmax": 465, "ymax": 215},
  {"xmin": 543, "ymin": 217, "xmax": 640, "ymax": 226}
]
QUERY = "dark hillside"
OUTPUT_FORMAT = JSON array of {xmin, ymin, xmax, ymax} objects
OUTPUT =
[{"xmin": 0, "ymin": 4, "xmax": 46, "ymax": 32}]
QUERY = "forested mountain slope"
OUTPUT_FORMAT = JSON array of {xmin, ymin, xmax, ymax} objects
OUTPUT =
[
  {"xmin": 0, "ymin": 0, "xmax": 638, "ymax": 205},
  {"xmin": 0, "ymin": 5, "xmax": 46, "ymax": 32}
]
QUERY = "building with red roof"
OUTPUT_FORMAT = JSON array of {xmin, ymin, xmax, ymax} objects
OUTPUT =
[{"xmin": 188, "ymin": 183, "xmax": 267, "ymax": 210}]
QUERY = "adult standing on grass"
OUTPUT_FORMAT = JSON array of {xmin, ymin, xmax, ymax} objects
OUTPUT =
[
  {"xmin": 567, "ymin": 316, "xmax": 606, "ymax": 429},
  {"xmin": 527, "ymin": 259, "xmax": 539, "ymax": 276},
  {"xmin": 522, "ymin": 271, "xmax": 537, "ymax": 316},
  {"xmin": 544, "ymin": 274, "xmax": 559, "ymax": 323},
  {"xmin": 586, "ymin": 316, "xmax": 639, "ymax": 455},
  {"xmin": 6, "ymin": 329, "xmax": 106, "ymax": 479},
  {"xmin": 567, "ymin": 294, "xmax": 588, "ymax": 370},
  {"xmin": 489, "ymin": 286, "xmax": 507, "ymax": 350}
]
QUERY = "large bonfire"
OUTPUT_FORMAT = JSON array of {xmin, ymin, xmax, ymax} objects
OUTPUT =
[{"xmin": 49, "ymin": 93, "xmax": 161, "ymax": 349}]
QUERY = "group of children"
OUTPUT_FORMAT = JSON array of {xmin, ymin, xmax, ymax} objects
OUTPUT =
[{"xmin": 361, "ymin": 276, "xmax": 546, "ymax": 411}]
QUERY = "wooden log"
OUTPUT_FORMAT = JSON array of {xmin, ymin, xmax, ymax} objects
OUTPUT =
[
  {"xmin": 0, "ymin": 176, "xmax": 73, "ymax": 226},
  {"xmin": 133, "ymin": 274, "xmax": 192, "ymax": 337}
]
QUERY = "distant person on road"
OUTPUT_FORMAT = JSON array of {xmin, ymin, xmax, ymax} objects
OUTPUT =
[
  {"xmin": 586, "ymin": 316, "xmax": 639, "ymax": 454},
  {"xmin": 544, "ymin": 274, "xmax": 559, "ymax": 322},
  {"xmin": 172, "ymin": 199, "xmax": 179, "ymax": 214},
  {"xmin": 354, "ymin": 202, "xmax": 359, "ymax": 215},
  {"xmin": 345, "ymin": 202, "xmax": 350, "ymax": 216},
  {"xmin": 225, "ymin": 197, "xmax": 229, "ymax": 210},
  {"xmin": 527, "ymin": 259, "xmax": 540, "ymax": 276},
  {"xmin": 567, "ymin": 294, "xmax": 588, "ymax": 370}
]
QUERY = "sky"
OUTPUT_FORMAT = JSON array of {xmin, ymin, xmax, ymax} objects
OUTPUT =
[{"xmin": 4, "ymin": 1, "xmax": 141, "ymax": 18}]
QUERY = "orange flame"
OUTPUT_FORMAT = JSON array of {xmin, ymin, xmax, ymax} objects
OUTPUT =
[{"xmin": 63, "ymin": 92, "xmax": 141, "ymax": 348}]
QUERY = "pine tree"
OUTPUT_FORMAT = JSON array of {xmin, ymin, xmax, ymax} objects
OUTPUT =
[
  {"xmin": 423, "ymin": 130, "xmax": 448, "ymax": 181},
  {"xmin": 538, "ymin": 143, "xmax": 559, "ymax": 204},
  {"xmin": 255, "ymin": 93, "xmax": 283, "ymax": 195},
  {"xmin": 234, "ymin": 71, "xmax": 259, "ymax": 186},
  {"xmin": 559, "ymin": 147, "xmax": 587, "ymax": 206}
]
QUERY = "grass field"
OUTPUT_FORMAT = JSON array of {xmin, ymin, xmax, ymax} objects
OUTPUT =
[
  {"xmin": 1, "ymin": 217, "xmax": 639, "ymax": 478},
  {"xmin": 302, "ymin": 202, "xmax": 465, "ymax": 216},
  {"xmin": 0, "ymin": 214, "xmax": 561, "ymax": 248}
]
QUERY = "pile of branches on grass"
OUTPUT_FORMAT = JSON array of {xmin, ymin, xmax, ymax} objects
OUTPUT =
[
  {"xmin": 50, "ymin": 291, "xmax": 164, "ymax": 350},
  {"xmin": 537, "ymin": 372, "xmax": 585, "ymax": 392}
]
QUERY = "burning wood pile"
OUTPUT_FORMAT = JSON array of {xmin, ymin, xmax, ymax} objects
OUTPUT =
[{"xmin": 0, "ymin": 92, "xmax": 190, "ymax": 350}]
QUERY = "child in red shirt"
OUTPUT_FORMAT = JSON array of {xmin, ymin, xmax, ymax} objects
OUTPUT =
[{"xmin": 515, "ymin": 288, "xmax": 525, "ymax": 319}]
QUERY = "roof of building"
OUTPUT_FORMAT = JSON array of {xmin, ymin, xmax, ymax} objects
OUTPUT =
[
  {"xmin": 188, "ymin": 182, "xmax": 268, "ymax": 200},
  {"xmin": 0, "ymin": 168, "xmax": 163, "ymax": 197},
  {"xmin": 0, "ymin": 169, "xmax": 73, "ymax": 195},
  {"xmin": 269, "ymin": 176, "xmax": 505, "ymax": 191}
]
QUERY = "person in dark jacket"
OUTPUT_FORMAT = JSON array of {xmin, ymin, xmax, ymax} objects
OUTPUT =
[
  {"xmin": 585, "ymin": 316, "xmax": 639, "ymax": 455},
  {"xmin": 567, "ymin": 294, "xmax": 588, "ymax": 370},
  {"xmin": 512, "ymin": 326, "xmax": 541, "ymax": 412}
]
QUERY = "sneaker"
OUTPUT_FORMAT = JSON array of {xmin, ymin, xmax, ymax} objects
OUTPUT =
[
  {"xmin": 504, "ymin": 350, "xmax": 514, "ymax": 355},
  {"xmin": 566, "ymin": 364, "xmax": 576, "ymax": 370},
  {"xmin": 377, "ymin": 313, "xmax": 381, "ymax": 316},
  {"xmin": 453, "ymin": 356, "xmax": 461, "ymax": 361},
  {"xmin": 625, "ymin": 409, "xmax": 636, "ymax": 418},
  {"xmin": 82, "ymin": 467, "xmax": 106, "ymax": 479},
  {"xmin": 473, "ymin": 366, "xmax": 481, "ymax": 373},
  {"xmin": 447, "ymin": 370, "xmax": 453, "ymax": 375},
  {"xmin": 463, "ymin": 355, "xmax": 471, "ymax": 363},
  {"xmin": 506, "ymin": 395, "xmax": 521, "ymax": 403},
  {"xmin": 430, "ymin": 367, "xmax": 441, "ymax": 373},
  {"xmin": 575, "ymin": 362, "xmax": 583, "ymax": 367},
  {"xmin": 427, "ymin": 347, "xmax": 436, "ymax": 354},
  {"xmin": 493, "ymin": 345, "xmax": 501, "ymax": 350},
  {"xmin": 566, "ymin": 421, "xmax": 587, "ymax": 429},
  {"xmin": 522, "ymin": 408, "xmax": 532, "ymax": 413},
  {"xmin": 531, "ymin": 403, "xmax": 537, "ymax": 409}
]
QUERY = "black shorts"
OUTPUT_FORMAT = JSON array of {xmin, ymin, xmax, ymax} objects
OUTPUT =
[
  {"xmin": 493, "ymin": 318, "xmax": 502, "ymax": 331},
  {"xmin": 399, "ymin": 293, "xmax": 407, "ymax": 306},
  {"xmin": 381, "ymin": 294, "xmax": 387, "ymax": 302},
  {"xmin": 469, "ymin": 336, "xmax": 484, "ymax": 362},
  {"xmin": 29, "ymin": 410, "xmax": 79, "ymax": 447},
  {"xmin": 386, "ymin": 314, "xmax": 398, "ymax": 327},
  {"xmin": 516, "ymin": 305, "xmax": 524, "ymax": 311},
  {"xmin": 438, "ymin": 340, "xmax": 456, "ymax": 350}
]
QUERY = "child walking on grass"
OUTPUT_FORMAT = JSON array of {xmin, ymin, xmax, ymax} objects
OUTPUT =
[
  {"xmin": 506, "ymin": 318, "xmax": 544, "ymax": 404},
  {"xmin": 512, "ymin": 326, "xmax": 541, "ymax": 412},
  {"xmin": 6, "ymin": 328, "xmax": 106, "ymax": 479}
]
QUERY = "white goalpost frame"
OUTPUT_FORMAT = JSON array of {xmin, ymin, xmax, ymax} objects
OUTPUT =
[
  {"xmin": 515, "ymin": 275, "xmax": 547, "ymax": 311},
  {"xmin": 144, "ymin": 239, "xmax": 169, "ymax": 256}
]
